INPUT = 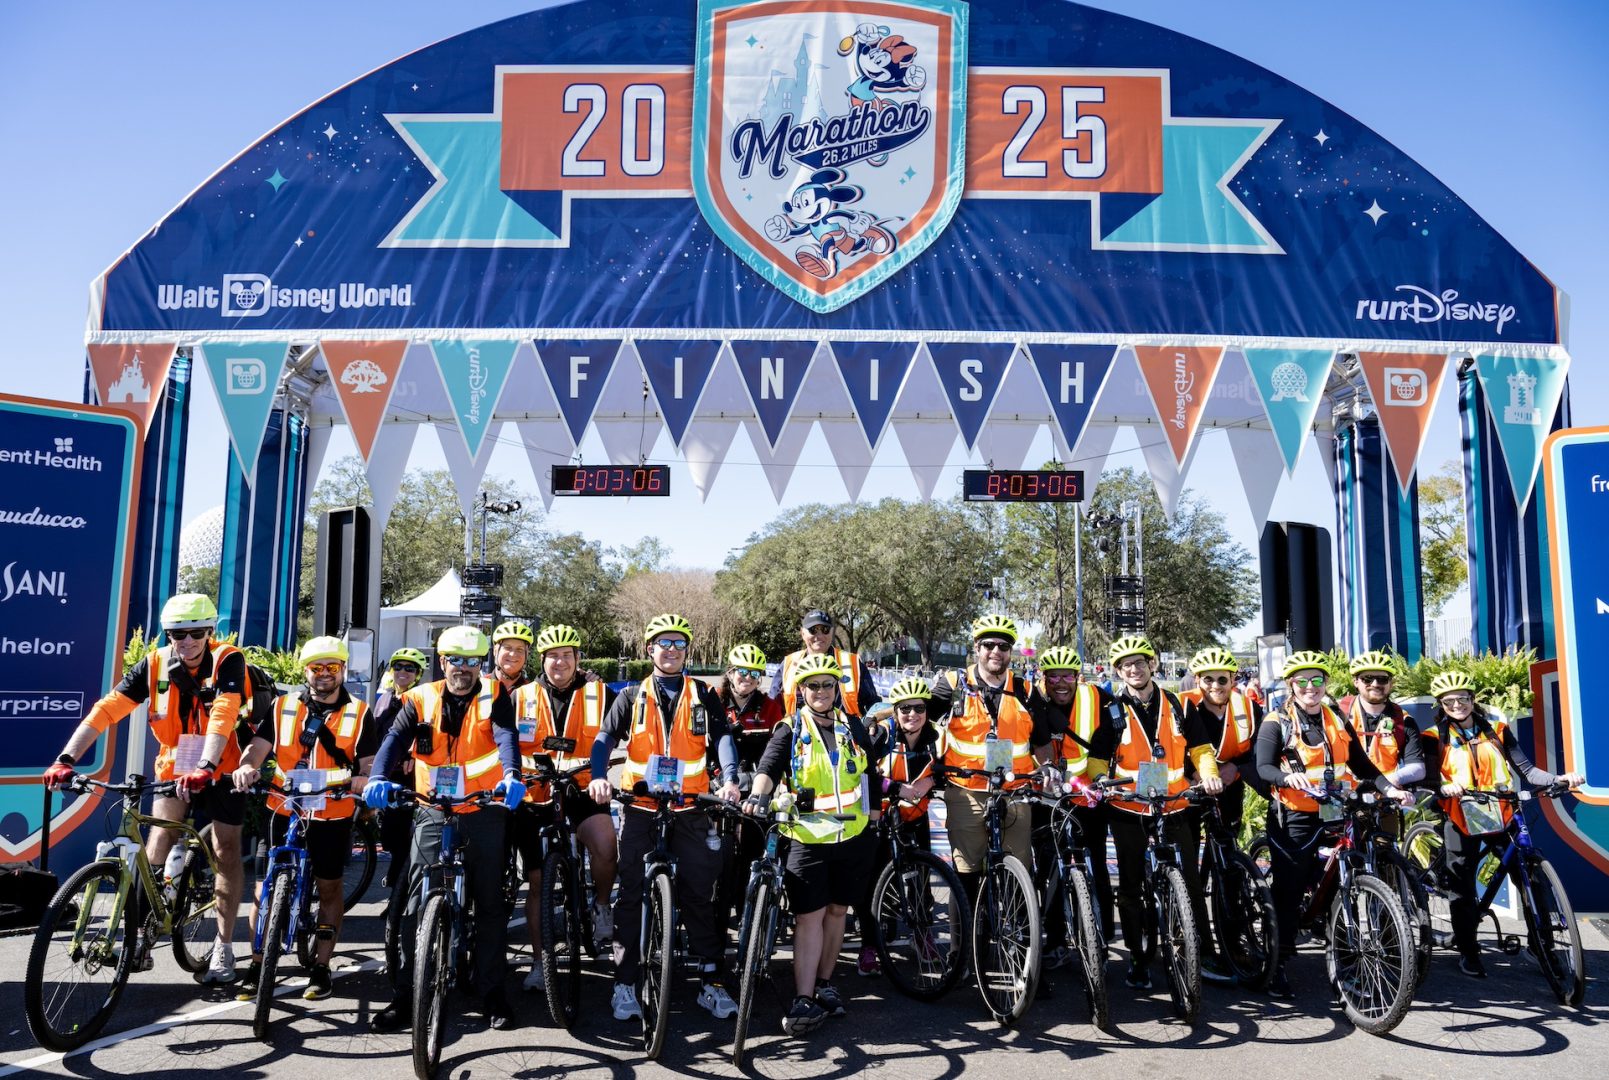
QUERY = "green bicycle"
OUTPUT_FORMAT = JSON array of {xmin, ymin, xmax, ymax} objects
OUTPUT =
[{"xmin": 25, "ymin": 774, "xmax": 222, "ymax": 1051}]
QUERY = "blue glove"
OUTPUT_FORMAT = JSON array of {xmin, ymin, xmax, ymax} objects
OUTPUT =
[
  {"xmin": 364, "ymin": 780, "xmax": 401, "ymax": 810},
  {"xmin": 494, "ymin": 776, "xmax": 526, "ymax": 810}
]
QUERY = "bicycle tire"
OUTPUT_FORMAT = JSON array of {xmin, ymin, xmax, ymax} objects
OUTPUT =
[
  {"xmin": 1214, "ymin": 848, "xmax": 1277, "ymax": 991},
  {"xmin": 1246, "ymin": 833, "xmax": 1273, "ymax": 878},
  {"xmin": 1158, "ymin": 865, "xmax": 1201, "ymax": 1022},
  {"xmin": 413, "ymin": 893, "xmax": 451, "ymax": 1080},
  {"xmin": 871, "ymin": 850, "xmax": 970, "ymax": 1001},
  {"xmin": 1526, "ymin": 856, "xmax": 1586, "ymax": 1006},
  {"xmin": 1373, "ymin": 844, "xmax": 1433, "ymax": 982},
  {"xmin": 640, "ymin": 870, "xmax": 675, "ymax": 1059},
  {"xmin": 970, "ymin": 854, "xmax": 1041, "ymax": 1027},
  {"xmin": 540, "ymin": 848, "xmax": 583, "ymax": 1029},
  {"xmin": 733, "ymin": 877, "xmax": 778, "ymax": 1068},
  {"xmin": 343, "ymin": 818, "xmax": 379, "ymax": 912},
  {"xmin": 24, "ymin": 860, "xmax": 136, "ymax": 1051},
  {"xmin": 171, "ymin": 836, "xmax": 218, "ymax": 973},
  {"xmin": 1326, "ymin": 874, "xmax": 1415, "ymax": 1035},
  {"xmin": 1063, "ymin": 865, "xmax": 1110, "ymax": 1030},
  {"xmin": 253, "ymin": 870, "xmax": 294, "ymax": 1041}
]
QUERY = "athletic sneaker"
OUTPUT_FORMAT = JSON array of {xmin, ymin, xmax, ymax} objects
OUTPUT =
[
  {"xmin": 699, "ymin": 981, "xmax": 738, "ymax": 1019},
  {"xmin": 1045, "ymin": 945, "xmax": 1076, "ymax": 971},
  {"xmin": 611, "ymin": 982, "xmax": 642, "ymax": 1021},
  {"xmin": 856, "ymin": 946, "xmax": 881, "ymax": 977},
  {"xmin": 130, "ymin": 931, "xmax": 155, "ymax": 973},
  {"xmin": 202, "ymin": 942, "xmax": 237, "ymax": 984},
  {"xmin": 814, "ymin": 981, "xmax": 846, "ymax": 1016},
  {"xmin": 1459, "ymin": 951, "xmax": 1488, "ymax": 979},
  {"xmin": 303, "ymin": 963, "xmax": 333, "ymax": 1001},
  {"xmin": 1268, "ymin": 966, "xmax": 1294, "ymax": 1000},
  {"xmin": 523, "ymin": 964, "xmax": 545, "ymax": 991},
  {"xmin": 235, "ymin": 960, "xmax": 262, "ymax": 1000},
  {"xmin": 593, "ymin": 902, "xmax": 614, "ymax": 948},
  {"xmin": 782, "ymin": 995, "xmax": 827, "ymax": 1035},
  {"xmin": 1124, "ymin": 961, "xmax": 1152, "ymax": 990}
]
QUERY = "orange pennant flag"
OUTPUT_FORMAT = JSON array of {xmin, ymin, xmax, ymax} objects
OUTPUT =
[
  {"xmin": 1357, "ymin": 351, "xmax": 1449, "ymax": 492},
  {"xmin": 321, "ymin": 340, "xmax": 410, "ymax": 462},
  {"xmin": 1133, "ymin": 345, "xmax": 1225, "ymax": 466},
  {"xmin": 86, "ymin": 343, "xmax": 177, "ymax": 435}
]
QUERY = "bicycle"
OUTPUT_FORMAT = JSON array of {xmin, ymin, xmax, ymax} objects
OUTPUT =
[
  {"xmin": 25, "ymin": 774, "xmax": 222, "ymax": 1051},
  {"xmin": 1401, "ymin": 782, "xmax": 1585, "ymax": 1005},
  {"xmin": 1033, "ymin": 783, "xmax": 1110, "ymax": 1029},
  {"xmin": 522, "ymin": 739, "xmax": 597, "ymax": 1030},
  {"xmin": 242, "ymin": 775, "xmax": 354, "ymax": 1040},
  {"xmin": 1094, "ymin": 777, "xmax": 1202, "ymax": 1023},
  {"xmin": 867, "ymin": 804, "xmax": 970, "ymax": 1003},
  {"xmin": 1196, "ymin": 792, "xmax": 1278, "ymax": 990},
  {"xmin": 1247, "ymin": 784, "xmax": 1418, "ymax": 1034},
  {"xmin": 341, "ymin": 809, "xmax": 380, "ymax": 911},
  {"xmin": 942, "ymin": 765, "xmax": 1042, "ymax": 1027},
  {"xmin": 724, "ymin": 795, "xmax": 791, "ymax": 1067}
]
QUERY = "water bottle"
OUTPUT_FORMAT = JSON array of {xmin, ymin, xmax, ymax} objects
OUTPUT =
[
  {"xmin": 705, "ymin": 823, "xmax": 722, "ymax": 853},
  {"xmin": 163, "ymin": 845, "xmax": 186, "ymax": 905}
]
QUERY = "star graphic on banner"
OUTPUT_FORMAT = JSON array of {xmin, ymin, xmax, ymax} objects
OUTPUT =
[
  {"xmin": 322, "ymin": 123, "xmax": 339, "ymax": 141},
  {"xmin": 266, "ymin": 169, "xmax": 287, "ymax": 192},
  {"xmin": 294, "ymin": 237, "xmax": 303, "ymax": 247},
  {"xmin": 903, "ymin": 166, "xmax": 916, "ymax": 180},
  {"xmin": 412, "ymin": 83, "xmax": 419, "ymax": 91},
  {"xmin": 1314, "ymin": 129, "xmax": 1330, "ymax": 146},
  {"xmin": 1364, "ymin": 199, "xmax": 1387, "ymax": 224},
  {"xmin": 746, "ymin": 34, "xmax": 758, "ymax": 47}
]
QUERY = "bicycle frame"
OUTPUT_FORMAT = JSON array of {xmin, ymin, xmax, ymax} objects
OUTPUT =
[
  {"xmin": 77, "ymin": 777, "xmax": 214, "ymax": 947},
  {"xmin": 252, "ymin": 812, "xmax": 315, "ymax": 957}
]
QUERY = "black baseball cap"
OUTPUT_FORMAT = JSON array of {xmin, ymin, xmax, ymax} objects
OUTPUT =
[{"xmin": 800, "ymin": 610, "xmax": 833, "ymax": 630}]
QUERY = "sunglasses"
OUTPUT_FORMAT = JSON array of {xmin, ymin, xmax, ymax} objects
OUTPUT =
[
  {"xmin": 804, "ymin": 626, "xmax": 832, "ymax": 636},
  {"xmin": 167, "ymin": 628, "xmax": 210, "ymax": 641},
  {"xmin": 1115, "ymin": 657, "xmax": 1150, "ymax": 669},
  {"xmin": 305, "ymin": 662, "xmax": 344, "ymax": 677},
  {"xmin": 1044, "ymin": 671, "xmax": 1079, "ymax": 682},
  {"xmin": 443, "ymin": 655, "xmax": 484, "ymax": 669},
  {"xmin": 1440, "ymin": 693, "xmax": 1475, "ymax": 706},
  {"xmin": 800, "ymin": 679, "xmax": 839, "ymax": 693},
  {"xmin": 895, "ymin": 703, "xmax": 928, "ymax": 715},
  {"xmin": 1198, "ymin": 675, "xmax": 1231, "ymax": 687},
  {"xmin": 732, "ymin": 668, "xmax": 763, "ymax": 679},
  {"xmin": 1359, "ymin": 674, "xmax": 1393, "ymax": 685},
  {"xmin": 1290, "ymin": 675, "xmax": 1327, "ymax": 688},
  {"xmin": 976, "ymin": 640, "xmax": 1012, "ymax": 652},
  {"xmin": 652, "ymin": 638, "xmax": 689, "ymax": 650},
  {"xmin": 390, "ymin": 662, "xmax": 421, "ymax": 674}
]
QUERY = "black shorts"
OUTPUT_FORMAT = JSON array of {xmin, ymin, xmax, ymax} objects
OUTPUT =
[
  {"xmin": 783, "ymin": 829, "xmax": 874, "ymax": 915},
  {"xmin": 192, "ymin": 783, "xmax": 248, "ymax": 828},
  {"xmin": 269, "ymin": 814, "xmax": 354, "ymax": 882},
  {"xmin": 564, "ymin": 793, "xmax": 611, "ymax": 832},
  {"xmin": 513, "ymin": 801, "xmax": 555, "ymax": 869}
]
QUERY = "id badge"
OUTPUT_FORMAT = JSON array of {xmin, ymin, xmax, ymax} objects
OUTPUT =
[
  {"xmin": 430, "ymin": 765, "xmax": 464, "ymax": 798},
  {"xmin": 1135, "ymin": 760, "xmax": 1169, "ymax": 797},
  {"xmin": 1461, "ymin": 796, "xmax": 1504, "ymax": 835},
  {"xmin": 983, "ymin": 735, "xmax": 1014, "ymax": 774},
  {"xmin": 173, "ymin": 733, "xmax": 206, "ymax": 775},
  {"xmin": 286, "ymin": 768, "xmax": 328, "ymax": 812},
  {"xmin": 517, "ymin": 716, "xmax": 538, "ymax": 745},
  {"xmin": 647, "ymin": 754, "xmax": 684, "ymax": 795},
  {"xmin": 1319, "ymin": 798, "xmax": 1344, "ymax": 823}
]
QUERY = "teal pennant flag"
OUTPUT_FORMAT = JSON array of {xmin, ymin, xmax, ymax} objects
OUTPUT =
[
  {"xmin": 1243, "ymin": 347, "xmax": 1336, "ymax": 476},
  {"xmin": 198, "ymin": 340, "xmax": 291, "ymax": 486},
  {"xmin": 1475, "ymin": 353, "xmax": 1570, "ymax": 508},
  {"xmin": 432, "ymin": 340, "xmax": 519, "ymax": 459}
]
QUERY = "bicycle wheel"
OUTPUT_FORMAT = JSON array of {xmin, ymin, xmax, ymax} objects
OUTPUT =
[
  {"xmin": 1215, "ymin": 849, "xmax": 1277, "ymax": 991},
  {"xmin": 25, "ymin": 860, "xmax": 136, "ymax": 1051},
  {"xmin": 970, "ymin": 854, "xmax": 1041, "ymax": 1026},
  {"xmin": 871, "ymin": 850, "xmax": 970, "ymax": 1001},
  {"xmin": 1525, "ymin": 856, "xmax": 1585, "ymax": 1006},
  {"xmin": 171, "ymin": 836, "xmax": 219, "ymax": 973},
  {"xmin": 1374, "ymin": 845, "xmax": 1433, "ymax": 982},
  {"xmin": 1246, "ymin": 833, "xmax": 1273, "ymax": 878},
  {"xmin": 1326, "ymin": 874, "xmax": 1415, "ymax": 1035},
  {"xmin": 733, "ymin": 878, "xmax": 779, "ymax": 1068},
  {"xmin": 1158, "ymin": 865, "xmax": 1201, "ymax": 1022},
  {"xmin": 413, "ymin": 893, "xmax": 451, "ymax": 1080},
  {"xmin": 1401, "ymin": 822, "xmax": 1452, "ymax": 949},
  {"xmin": 253, "ymin": 870, "xmax": 294, "ymax": 1041},
  {"xmin": 640, "ymin": 870, "xmax": 675, "ymax": 1059},
  {"xmin": 540, "ymin": 848, "xmax": 583, "ymax": 1029},
  {"xmin": 295, "ymin": 885, "xmax": 319, "ymax": 971},
  {"xmin": 343, "ymin": 818, "xmax": 378, "ymax": 912},
  {"xmin": 1063, "ymin": 865, "xmax": 1110, "ymax": 1030}
]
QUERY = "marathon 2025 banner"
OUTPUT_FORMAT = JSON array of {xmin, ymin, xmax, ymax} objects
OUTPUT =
[
  {"xmin": 91, "ymin": 0, "xmax": 1562, "ymax": 345},
  {"xmin": 0, "ymin": 395, "xmax": 141, "ymax": 864}
]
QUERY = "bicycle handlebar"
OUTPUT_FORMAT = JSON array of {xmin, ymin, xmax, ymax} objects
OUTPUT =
[
  {"xmin": 68, "ymin": 774, "xmax": 180, "ymax": 799},
  {"xmin": 395, "ymin": 788, "xmax": 501, "ymax": 811}
]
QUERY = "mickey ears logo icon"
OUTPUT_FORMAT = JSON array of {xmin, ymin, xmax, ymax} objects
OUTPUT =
[
  {"xmin": 54, "ymin": 438, "xmax": 73, "ymax": 453},
  {"xmin": 1382, "ymin": 366, "xmax": 1428, "ymax": 407}
]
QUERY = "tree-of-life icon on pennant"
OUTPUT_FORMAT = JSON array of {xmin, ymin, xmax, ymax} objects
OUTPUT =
[{"xmin": 693, "ymin": 0, "xmax": 969, "ymax": 313}]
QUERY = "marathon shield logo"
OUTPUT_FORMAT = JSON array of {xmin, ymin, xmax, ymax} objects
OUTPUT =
[
  {"xmin": 693, "ymin": 0, "xmax": 969, "ymax": 313},
  {"xmin": 0, "ymin": 690, "xmax": 84, "ymax": 717}
]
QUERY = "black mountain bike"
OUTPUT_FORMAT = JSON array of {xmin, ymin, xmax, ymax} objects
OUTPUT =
[
  {"xmin": 727, "ymin": 796, "xmax": 790, "ymax": 1067},
  {"xmin": 1196, "ymin": 793, "xmax": 1277, "ymax": 990},
  {"xmin": 522, "ymin": 739, "xmax": 596, "ymax": 1029},
  {"xmin": 867, "ymin": 808, "xmax": 970, "ymax": 1002},
  {"xmin": 1034, "ymin": 785, "xmax": 1110, "ymax": 1029}
]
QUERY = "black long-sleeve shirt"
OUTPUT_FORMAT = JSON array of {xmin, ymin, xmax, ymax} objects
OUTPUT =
[
  {"xmin": 1421, "ymin": 708, "xmax": 1553, "ymax": 787},
  {"xmin": 589, "ymin": 674, "xmax": 738, "ymax": 787},
  {"xmin": 867, "ymin": 720, "xmax": 943, "ymax": 802},
  {"xmin": 1253, "ymin": 706, "xmax": 1389, "ymax": 796},
  {"xmin": 370, "ymin": 680, "xmax": 520, "ymax": 781}
]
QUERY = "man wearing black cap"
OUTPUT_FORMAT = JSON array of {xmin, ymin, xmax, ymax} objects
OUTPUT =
[{"xmin": 775, "ymin": 610, "xmax": 882, "ymax": 719}]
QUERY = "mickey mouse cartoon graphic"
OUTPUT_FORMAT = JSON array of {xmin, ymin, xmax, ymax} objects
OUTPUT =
[
  {"xmin": 763, "ymin": 167, "xmax": 899, "ymax": 280},
  {"xmin": 838, "ymin": 22, "xmax": 926, "ymax": 165}
]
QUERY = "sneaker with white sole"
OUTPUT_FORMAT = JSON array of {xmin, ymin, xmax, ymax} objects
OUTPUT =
[
  {"xmin": 814, "ymin": 981, "xmax": 846, "ymax": 1016},
  {"xmin": 782, "ymin": 995, "xmax": 827, "ymax": 1034},
  {"xmin": 202, "ymin": 941, "xmax": 237, "ymax": 984},
  {"xmin": 593, "ymin": 902, "xmax": 614, "ymax": 948},
  {"xmin": 698, "ymin": 982, "xmax": 738, "ymax": 1019},
  {"xmin": 611, "ymin": 982, "xmax": 642, "ymax": 1021},
  {"xmin": 523, "ymin": 964, "xmax": 546, "ymax": 991}
]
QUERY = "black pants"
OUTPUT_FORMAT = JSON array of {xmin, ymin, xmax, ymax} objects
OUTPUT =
[
  {"xmin": 397, "ymin": 805, "xmax": 509, "ymax": 997},
  {"xmin": 1266, "ymin": 806, "xmax": 1326, "ymax": 959},
  {"xmin": 1108, "ymin": 809, "xmax": 1204, "ymax": 961},
  {"xmin": 1443, "ymin": 820, "xmax": 1494, "ymax": 956},
  {"xmin": 614, "ymin": 807, "xmax": 727, "ymax": 985}
]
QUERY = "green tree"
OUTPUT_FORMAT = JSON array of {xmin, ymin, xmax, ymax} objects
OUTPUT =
[
  {"xmin": 614, "ymin": 536, "xmax": 673, "ymax": 578},
  {"xmin": 513, "ymin": 533, "xmax": 623, "ymax": 659},
  {"xmin": 1418, "ymin": 459, "xmax": 1468, "ymax": 616}
]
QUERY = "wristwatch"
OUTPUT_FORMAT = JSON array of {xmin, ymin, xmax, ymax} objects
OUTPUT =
[{"xmin": 196, "ymin": 760, "xmax": 217, "ymax": 772}]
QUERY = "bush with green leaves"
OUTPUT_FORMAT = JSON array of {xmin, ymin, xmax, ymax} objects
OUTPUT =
[{"xmin": 1285, "ymin": 645, "xmax": 1535, "ymax": 716}]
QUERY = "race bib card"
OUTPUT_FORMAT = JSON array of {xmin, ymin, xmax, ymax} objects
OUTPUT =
[
  {"xmin": 286, "ymin": 768, "xmax": 328, "ymax": 812},
  {"xmin": 517, "ymin": 717, "xmax": 539, "ymax": 744},
  {"xmin": 983, "ymin": 735, "xmax": 1014, "ymax": 774},
  {"xmin": 430, "ymin": 765, "xmax": 464, "ymax": 798},
  {"xmin": 1318, "ymin": 798, "xmax": 1344, "ymax": 823},
  {"xmin": 1135, "ymin": 761, "xmax": 1169, "ymax": 797},
  {"xmin": 647, "ymin": 754, "xmax": 684, "ymax": 794},
  {"xmin": 1461, "ymin": 796, "xmax": 1504, "ymax": 835},
  {"xmin": 173, "ymin": 733, "xmax": 206, "ymax": 775}
]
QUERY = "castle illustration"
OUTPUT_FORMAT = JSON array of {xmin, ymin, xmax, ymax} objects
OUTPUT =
[
  {"xmin": 758, "ymin": 35, "xmax": 829, "ymax": 127},
  {"xmin": 106, "ymin": 353, "xmax": 150, "ymax": 404}
]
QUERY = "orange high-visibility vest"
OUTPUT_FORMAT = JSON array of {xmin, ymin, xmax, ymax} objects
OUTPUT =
[
  {"xmin": 941, "ymin": 668, "xmax": 1035, "ymax": 791},
  {"xmin": 513, "ymin": 679, "xmax": 607, "ymax": 802},
  {"xmin": 1110, "ymin": 689, "xmax": 1191, "ymax": 815},
  {"xmin": 621, "ymin": 676, "xmax": 710, "ymax": 809},
  {"xmin": 1272, "ymin": 704, "xmax": 1353, "ymax": 814},
  {"xmin": 406, "ymin": 678, "xmax": 506, "ymax": 811},
  {"xmin": 267, "ymin": 694, "xmax": 366, "ymax": 821}
]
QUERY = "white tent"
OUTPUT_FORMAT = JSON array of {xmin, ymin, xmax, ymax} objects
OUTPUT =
[{"xmin": 377, "ymin": 568, "xmax": 464, "ymax": 670}]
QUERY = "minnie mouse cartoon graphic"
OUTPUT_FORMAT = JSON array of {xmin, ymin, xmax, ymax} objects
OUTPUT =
[
  {"xmin": 763, "ymin": 167, "xmax": 900, "ymax": 280},
  {"xmin": 838, "ymin": 21, "xmax": 926, "ymax": 165}
]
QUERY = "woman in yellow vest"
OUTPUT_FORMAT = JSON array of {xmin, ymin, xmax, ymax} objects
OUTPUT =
[
  {"xmin": 1423, "ymin": 670, "xmax": 1583, "ymax": 978},
  {"xmin": 1253, "ymin": 651, "xmax": 1413, "ymax": 999},
  {"xmin": 748, "ymin": 653, "xmax": 882, "ymax": 1035}
]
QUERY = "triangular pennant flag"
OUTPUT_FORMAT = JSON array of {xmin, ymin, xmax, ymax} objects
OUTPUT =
[
  {"xmin": 304, "ymin": 422, "xmax": 334, "ymax": 494},
  {"xmin": 321, "ymin": 340, "xmax": 409, "ymax": 463},
  {"xmin": 829, "ymin": 341, "xmax": 919, "ymax": 450},
  {"xmin": 1061, "ymin": 419, "xmax": 1116, "ymax": 504},
  {"xmin": 431, "ymin": 340, "xmax": 518, "ymax": 460},
  {"xmin": 1243, "ymin": 347, "xmax": 1335, "ymax": 476},
  {"xmin": 535, "ymin": 339, "xmax": 621, "ymax": 443},
  {"xmin": 1474, "ymin": 353, "xmax": 1570, "ymax": 508},
  {"xmin": 87, "ymin": 343, "xmax": 177, "ymax": 435},
  {"xmin": 1358, "ymin": 351, "xmax": 1450, "ymax": 492},
  {"xmin": 730, "ymin": 339, "xmax": 819, "ymax": 450},
  {"xmin": 1133, "ymin": 345, "xmax": 1225, "ymax": 466},
  {"xmin": 635, "ymin": 340, "xmax": 722, "ymax": 449},
  {"xmin": 681, "ymin": 349, "xmax": 751, "ymax": 501},
  {"xmin": 198, "ymin": 341, "xmax": 290, "ymax": 485},
  {"xmin": 745, "ymin": 417, "xmax": 813, "ymax": 501},
  {"xmin": 365, "ymin": 421, "xmax": 418, "ymax": 531},
  {"xmin": 1139, "ymin": 429, "xmax": 1198, "ymax": 519},
  {"xmin": 926, "ymin": 342, "xmax": 1017, "ymax": 451},
  {"xmin": 1227, "ymin": 424, "xmax": 1283, "ymax": 532},
  {"xmin": 437, "ymin": 420, "xmax": 499, "ymax": 520},
  {"xmin": 1027, "ymin": 344, "xmax": 1119, "ymax": 459},
  {"xmin": 514, "ymin": 419, "xmax": 575, "ymax": 510},
  {"xmin": 819, "ymin": 418, "xmax": 876, "ymax": 501}
]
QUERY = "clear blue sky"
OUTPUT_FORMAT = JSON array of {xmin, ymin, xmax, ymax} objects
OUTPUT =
[{"xmin": 2, "ymin": 1, "xmax": 1603, "ymax": 641}]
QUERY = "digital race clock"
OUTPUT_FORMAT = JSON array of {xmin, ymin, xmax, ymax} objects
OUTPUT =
[
  {"xmin": 551, "ymin": 465, "xmax": 671, "ymax": 496},
  {"xmin": 962, "ymin": 469, "xmax": 1085, "ymax": 503}
]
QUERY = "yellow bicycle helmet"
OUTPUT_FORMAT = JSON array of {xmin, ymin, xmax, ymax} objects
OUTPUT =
[
  {"xmin": 492, "ymin": 620, "xmax": 535, "ymax": 646},
  {"xmin": 1039, "ymin": 645, "xmax": 1082, "ymax": 671},
  {"xmin": 160, "ymin": 593, "xmax": 218, "ymax": 630},
  {"xmin": 389, "ymin": 647, "xmax": 427, "ymax": 669},
  {"xmin": 727, "ymin": 643, "xmax": 767, "ymax": 671},
  {"xmin": 535, "ymin": 624, "xmax": 582, "ymax": 654},
  {"xmin": 1281, "ymin": 650, "xmax": 1331, "ymax": 679},
  {"xmin": 1189, "ymin": 646, "xmax": 1238, "ymax": 674},
  {"xmin": 438, "ymin": 625, "xmax": 490, "ymax": 658},
  {"xmin": 1348, "ymin": 649, "xmax": 1397, "ymax": 677},
  {"xmin": 971, "ymin": 614, "xmax": 1019, "ymax": 643},
  {"xmin": 1430, "ymin": 670, "xmax": 1476, "ymax": 698},
  {"xmin": 299, "ymin": 635, "xmax": 349, "ymax": 666},
  {"xmin": 1108, "ymin": 635, "xmax": 1157, "ymax": 665},
  {"xmin": 643, "ymin": 613, "xmax": 693, "ymax": 644},
  {"xmin": 790, "ymin": 652, "xmax": 844, "ymax": 687},
  {"xmin": 887, "ymin": 676, "xmax": 933, "ymax": 704}
]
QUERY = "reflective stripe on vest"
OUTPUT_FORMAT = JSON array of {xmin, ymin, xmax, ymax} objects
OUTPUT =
[
  {"xmin": 1051, "ymin": 683, "xmax": 1100, "ymax": 777},
  {"xmin": 1273, "ymin": 704, "xmax": 1353, "ymax": 814},
  {"xmin": 147, "ymin": 642, "xmax": 248, "ymax": 779},
  {"xmin": 941, "ymin": 668, "xmax": 1035, "ymax": 790},
  {"xmin": 515, "ymin": 680, "xmax": 606, "ymax": 801},
  {"xmin": 879, "ymin": 721, "xmax": 935, "ymax": 822},
  {"xmin": 1350, "ymin": 700, "xmax": 1403, "ymax": 775},
  {"xmin": 783, "ymin": 711, "xmax": 869, "ymax": 844},
  {"xmin": 621, "ymin": 677, "xmax": 709, "ymax": 806},
  {"xmin": 408, "ymin": 677, "xmax": 505, "ymax": 803},
  {"xmin": 1110, "ymin": 690, "xmax": 1189, "ymax": 814}
]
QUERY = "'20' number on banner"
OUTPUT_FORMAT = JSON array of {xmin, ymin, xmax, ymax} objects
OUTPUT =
[{"xmin": 562, "ymin": 83, "xmax": 667, "ymax": 178}]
